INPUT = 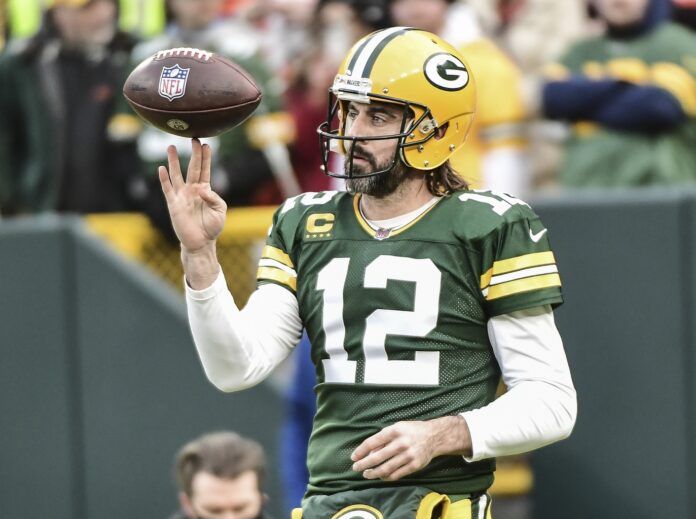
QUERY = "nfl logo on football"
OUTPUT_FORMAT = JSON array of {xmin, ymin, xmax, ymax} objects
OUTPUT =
[{"xmin": 159, "ymin": 64, "xmax": 190, "ymax": 101}]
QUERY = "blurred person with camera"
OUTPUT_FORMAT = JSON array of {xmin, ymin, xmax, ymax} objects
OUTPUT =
[
  {"xmin": 170, "ymin": 431, "xmax": 271, "ymax": 519},
  {"xmin": 0, "ymin": 0, "xmax": 140, "ymax": 215},
  {"xmin": 541, "ymin": 0, "xmax": 696, "ymax": 187}
]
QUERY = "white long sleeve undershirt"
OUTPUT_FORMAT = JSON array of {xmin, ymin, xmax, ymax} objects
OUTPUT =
[
  {"xmin": 461, "ymin": 305, "xmax": 576, "ymax": 461},
  {"xmin": 185, "ymin": 269, "xmax": 576, "ymax": 460}
]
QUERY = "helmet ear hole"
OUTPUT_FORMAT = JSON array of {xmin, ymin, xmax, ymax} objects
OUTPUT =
[{"xmin": 434, "ymin": 122, "xmax": 449, "ymax": 141}]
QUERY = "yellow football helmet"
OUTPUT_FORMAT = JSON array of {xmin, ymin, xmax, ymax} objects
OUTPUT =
[{"xmin": 318, "ymin": 27, "xmax": 476, "ymax": 179}]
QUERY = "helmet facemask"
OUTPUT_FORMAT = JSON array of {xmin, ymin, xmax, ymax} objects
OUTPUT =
[{"xmin": 317, "ymin": 89, "xmax": 437, "ymax": 180}]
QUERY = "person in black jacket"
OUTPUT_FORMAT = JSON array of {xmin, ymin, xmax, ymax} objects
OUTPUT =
[{"xmin": 0, "ymin": 0, "xmax": 140, "ymax": 215}]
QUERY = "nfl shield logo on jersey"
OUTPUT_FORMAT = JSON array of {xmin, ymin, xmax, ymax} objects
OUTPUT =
[
  {"xmin": 374, "ymin": 228, "xmax": 391, "ymax": 240},
  {"xmin": 158, "ymin": 64, "xmax": 190, "ymax": 101}
]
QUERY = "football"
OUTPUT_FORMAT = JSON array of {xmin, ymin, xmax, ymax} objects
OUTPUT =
[{"xmin": 122, "ymin": 47, "xmax": 262, "ymax": 138}]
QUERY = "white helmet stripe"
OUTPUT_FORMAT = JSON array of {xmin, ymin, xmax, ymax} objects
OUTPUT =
[{"xmin": 349, "ymin": 26, "xmax": 407, "ymax": 79}]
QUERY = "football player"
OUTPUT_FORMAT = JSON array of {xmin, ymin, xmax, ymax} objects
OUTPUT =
[{"xmin": 159, "ymin": 28, "xmax": 577, "ymax": 519}]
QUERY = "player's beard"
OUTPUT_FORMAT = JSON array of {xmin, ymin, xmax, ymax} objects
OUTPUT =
[{"xmin": 344, "ymin": 145, "xmax": 411, "ymax": 198}]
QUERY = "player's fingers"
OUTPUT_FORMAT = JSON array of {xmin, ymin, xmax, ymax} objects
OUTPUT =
[
  {"xmin": 379, "ymin": 459, "xmax": 420, "ymax": 482},
  {"xmin": 352, "ymin": 440, "xmax": 406, "ymax": 472},
  {"xmin": 199, "ymin": 186, "xmax": 227, "ymax": 212},
  {"xmin": 362, "ymin": 454, "xmax": 411, "ymax": 481},
  {"xmin": 158, "ymin": 166, "xmax": 175, "ymax": 204},
  {"xmin": 351, "ymin": 429, "xmax": 396, "ymax": 462},
  {"xmin": 187, "ymin": 138, "xmax": 202, "ymax": 184},
  {"xmin": 200, "ymin": 143, "xmax": 212, "ymax": 184},
  {"xmin": 166, "ymin": 145, "xmax": 185, "ymax": 190}
]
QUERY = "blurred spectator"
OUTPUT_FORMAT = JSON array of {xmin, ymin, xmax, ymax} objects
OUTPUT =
[
  {"xmin": 112, "ymin": 0, "xmax": 286, "ymax": 236},
  {"xmin": 284, "ymin": 0, "xmax": 391, "ymax": 192},
  {"xmin": 389, "ymin": 0, "xmax": 530, "ymax": 195},
  {"xmin": 466, "ymin": 0, "xmax": 588, "ymax": 75},
  {"xmin": 244, "ymin": 0, "xmax": 318, "ymax": 77},
  {"xmin": 119, "ymin": 0, "xmax": 167, "ymax": 39},
  {"xmin": 0, "ymin": 0, "xmax": 140, "ymax": 215},
  {"xmin": 219, "ymin": 0, "xmax": 256, "ymax": 16},
  {"xmin": 0, "ymin": 5, "xmax": 7, "ymax": 52},
  {"xmin": 172, "ymin": 431, "xmax": 270, "ymax": 519},
  {"xmin": 542, "ymin": 0, "xmax": 696, "ymax": 187},
  {"xmin": 3, "ymin": 0, "xmax": 166, "ymax": 45},
  {"xmin": 463, "ymin": 0, "xmax": 590, "ymax": 191}
]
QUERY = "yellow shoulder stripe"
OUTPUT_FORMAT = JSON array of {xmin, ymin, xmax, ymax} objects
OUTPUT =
[
  {"xmin": 487, "ymin": 273, "xmax": 561, "ymax": 301},
  {"xmin": 480, "ymin": 251, "xmax": 556, "ymax": 289},
  {"xmin": 261, "ymin": 245, "xmax": 294, "ymax": 268},
  {"xmin": 650, "ymin": 62, "xmax": 696, "ymax": 116},
  {"xmin": 257, "ymin": 266, "xmax": 297, "ymax": 291}
]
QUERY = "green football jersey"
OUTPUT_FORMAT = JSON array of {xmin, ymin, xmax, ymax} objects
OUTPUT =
[{"xmin": 257, "ymin": 189, "xmax": 563, "ymax": 497}]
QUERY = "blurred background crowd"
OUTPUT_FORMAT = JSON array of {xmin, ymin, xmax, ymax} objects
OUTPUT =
[
  {"xmin": 0, "ymin": 0, "xmax": 694, "ymax": 235},
  {"xmin": 1, "ymin": 1, "xmax": 695, "ymax": 518}
]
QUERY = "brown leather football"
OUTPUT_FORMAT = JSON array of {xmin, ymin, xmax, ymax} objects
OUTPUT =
[{"xmin": 123, "ymin": 47, "xmax": 262, "ymax": 138}]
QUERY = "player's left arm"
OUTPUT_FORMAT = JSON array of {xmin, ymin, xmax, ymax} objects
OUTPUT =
[
  {"xmin": 459, "ymin": 304, "xmax": 576, "ymax": 461},
  {"xmin": 351, "ymin": 305, "xmax": 576, "ymax": 480}
]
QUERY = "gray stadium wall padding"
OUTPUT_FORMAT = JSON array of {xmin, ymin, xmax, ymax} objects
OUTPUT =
[
  {"xmin": 531, "ymin": 189, "xmax": 696, "ymax": 519},
  {"xmin": 0, "ymin": 216, "xmax": 284, "ymax": 519}
]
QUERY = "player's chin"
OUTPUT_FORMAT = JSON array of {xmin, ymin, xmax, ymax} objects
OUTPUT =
[
  {"xmin": 345, "ymin": 174, "xmax": 375, "ymax": 194},
  {"xmin": 345, "ymin": 158, "xmax": 373, "ymax": 175}
]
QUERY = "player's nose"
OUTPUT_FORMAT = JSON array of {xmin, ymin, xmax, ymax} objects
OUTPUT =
[{"xmin": 344, "ymin": 114, "xmax": 369, "ymax": 139}]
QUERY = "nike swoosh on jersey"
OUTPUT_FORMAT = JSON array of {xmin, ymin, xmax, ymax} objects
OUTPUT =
[{"xmin": 529, "ymin": 228, "xmax": 548, "ymax": 242}]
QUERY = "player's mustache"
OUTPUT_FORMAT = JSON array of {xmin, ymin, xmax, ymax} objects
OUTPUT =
[{"xmin": 348, "ymin": 145, "xmax": 377, "ymax": 168}]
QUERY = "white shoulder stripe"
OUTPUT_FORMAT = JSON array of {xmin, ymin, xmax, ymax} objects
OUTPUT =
[
  {"xmin": 490, "ymin": 265, "xmax": 558, "ymax": 286},
  {"xmin": 350, "ymin": 26, "xmax": 405, "ymax": 78},
  {"xmin": 258, "ymin": 258, "xmax": 297, "ymax": 277}
]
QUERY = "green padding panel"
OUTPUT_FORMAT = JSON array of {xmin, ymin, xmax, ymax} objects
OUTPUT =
[
  {"xmin": 531, "ymin": 189, "xmax": 693, "ymax": 519},
  {"xmin": 687, "ymin": 196, "xmax": 696, "ymax": 517},
  {"xmin": 4, "ymin": 189, "xmax": 695, "ymax": 519},
  {"xmin": 72, "ymin": 228, "xmax": 285, "ymax": 519},
  {"xmin": 0, "ymin": 218, "xmax": 80, "ymax": 519}
]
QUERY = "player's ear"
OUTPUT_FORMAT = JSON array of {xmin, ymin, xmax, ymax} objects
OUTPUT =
[{"xmin": 179, "ymin": 491, "xmax": 195, "ymax": 517}]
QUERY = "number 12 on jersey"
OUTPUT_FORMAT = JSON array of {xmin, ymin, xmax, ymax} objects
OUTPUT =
[{"xmin": 316, "ymin": 255, "xmax": 442, "ymax": 386}]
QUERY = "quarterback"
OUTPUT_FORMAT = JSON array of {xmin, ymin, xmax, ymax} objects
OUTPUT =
[{"xmin": 159, "ymin": 28, "xmax": 576, "ymax": 519}]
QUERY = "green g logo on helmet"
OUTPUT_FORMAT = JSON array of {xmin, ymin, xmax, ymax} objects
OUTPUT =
[{"xmin": 424, "ymin": 53, "xmax": 470, "ymax": 91}]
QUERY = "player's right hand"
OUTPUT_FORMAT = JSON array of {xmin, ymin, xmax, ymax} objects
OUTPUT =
[{"xmin": 158, "ymin": 139, "xmax": 227, "ymax": 252}]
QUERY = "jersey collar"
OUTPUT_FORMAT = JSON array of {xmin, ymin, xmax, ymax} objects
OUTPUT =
[{"xmin": 352, "ymin": 194, "xmax": 442, "ymax": 240}]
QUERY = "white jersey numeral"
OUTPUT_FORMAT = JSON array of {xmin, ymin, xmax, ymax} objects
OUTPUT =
[
  {"xmin": 458, "ymin": 190, "xmax": 529, "ymax": 215},
  {"xmin": 281, "ymin": 191, "xmax": 339, "ymax": 214},
  {"xmin": 316, "ymin": 258, "xmax": 356, "ymax": 383},
  {"xmin": 316, "ymin": 255, "xmax": 441, "ymax": 385}
]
